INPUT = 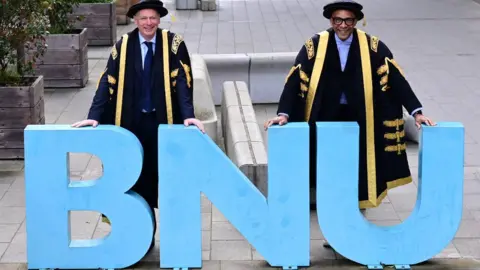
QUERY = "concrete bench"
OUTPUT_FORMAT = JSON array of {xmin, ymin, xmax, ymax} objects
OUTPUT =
[
  {"xmin": 191, "ymin": 54, "xmax": 218, "ymax": 143},
  {"xmin": 201, "ymin": 53, "xmax": 296, "ymax": 105},
  {"xmin": 221, "ymin": 81, "xmax": 268, "ymax": 196},
  {"xmin": 404, "ymin": 110, "xmax": 419, "ymax": 143}
]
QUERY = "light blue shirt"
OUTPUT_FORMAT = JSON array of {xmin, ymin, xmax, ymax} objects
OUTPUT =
[
  {"xmin": 335, "ymin": 33, "xmax": 353, "ymax": 104},
  {"xmin": 138, "ymin": 32, "xmax": 156, "ymax": 69}
]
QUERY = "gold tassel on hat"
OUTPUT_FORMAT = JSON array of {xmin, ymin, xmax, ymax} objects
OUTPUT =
[
  {"xmin": 171, "ymin": 12, "xmax": 176, "ymax": 22},
  {"xmin": 362, "ymin": 16, "xmax": 366, "ymax": 27}
]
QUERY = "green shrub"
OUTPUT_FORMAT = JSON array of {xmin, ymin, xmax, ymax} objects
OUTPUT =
[
  {"xmin": 44, "ymin": 0, "xmax": 83, "ymax": 34},
  {"xmin": 0, "ymin": 0, "xmax": 50, "ymax": 86}
]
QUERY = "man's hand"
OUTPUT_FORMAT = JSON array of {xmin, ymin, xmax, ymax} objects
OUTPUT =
[
  {"xmin": 414, "ymin": 113, "xmax": 436, "ymax": 129},
  {"xmin": 71, "ymin": 119, "xmax": 99, "ymax": 128},
  {"xmin": 184, "ymin": 118, "xmax": 205, "ymax": 133},
  {"xmin": 264, "ymin": 115, "xmax": 288, "ymax": 130}
]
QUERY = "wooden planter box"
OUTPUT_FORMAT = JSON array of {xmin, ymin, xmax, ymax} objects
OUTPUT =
[
  {"xmin": 116, "ymin": 0, "xmax": 131, "ymax": 25},
  {"xmin": 72, "ymin": 1, "xmax": 117, "ymax": 46},
  {"xmin": 35, "ymin": 28, "xmax": 89, "ymax": 88},
  {"xmin": 0, "ymin": 76, "xmax": 45, "ymax": 160}
]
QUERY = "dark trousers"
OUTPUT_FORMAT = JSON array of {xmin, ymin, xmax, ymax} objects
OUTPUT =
[
  {"xmin": 100, "ymin": 112, "xmax": 158, "ymax": 244},
  {"xmin": 131, "ymin": 111, "xmax": 158, "ymax": 208},
  {"xmin": 131, "ymin": 111, "xmax": 158, "ymax": 235}
]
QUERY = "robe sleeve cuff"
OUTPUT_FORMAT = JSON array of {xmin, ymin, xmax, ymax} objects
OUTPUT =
[
  {"xmin": 410, "ymin": 107, "xmax": 423, "ymax": 116},
  {"xmin": 183, "ymin": 112, "xmax": 195, "ymax": 120},
  {"xmin": 87, "ymin": 112, "xmax": 101, "ymax": 122}
]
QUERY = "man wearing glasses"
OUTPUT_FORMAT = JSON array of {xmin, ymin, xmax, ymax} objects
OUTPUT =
[
  {"xmin": 72, "ymin": 0, "xmax": 204, "ymax": 250},
  {"xmin": 264, "ymin": 0, "xmax": 435, "ymax": 221}
]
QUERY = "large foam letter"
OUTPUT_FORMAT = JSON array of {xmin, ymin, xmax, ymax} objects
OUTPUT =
[
  {"xmin": 158, "ymin": 123, "xmax": 310, "ymax": 269},
  {"xmin": 315, "ymin": 122, "xmax": 464, "ymax": 268},
  {"xmin": 24, "ymin": 125, "xmax": 154, "ymax": 269}
]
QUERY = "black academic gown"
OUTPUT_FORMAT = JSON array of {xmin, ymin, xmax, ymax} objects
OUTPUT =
[
  {"xmin": 87, "ymin": 28, "xmax": 195, "ymax": 209},
  {"xmin": 277, "ymin": 28, "xmax": 422, "ymax": 209}
]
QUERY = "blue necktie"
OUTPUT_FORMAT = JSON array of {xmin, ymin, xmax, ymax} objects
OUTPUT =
[{"xmin": 142, "ymin": 41, "xmax": 153, "ymax": 112}]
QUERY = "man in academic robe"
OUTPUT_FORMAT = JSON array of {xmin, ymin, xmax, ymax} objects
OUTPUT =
[
  {"xmin": 264, "ymin": 0, "xmax": 435, "ymax": 213},
  {"xmin": 72, "ymin": 0, "xmax": 204, "ymax": 247}
]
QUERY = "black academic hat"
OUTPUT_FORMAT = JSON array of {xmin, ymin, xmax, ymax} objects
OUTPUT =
[
  {"xmin": 127, "ymin": 0, "xmax": 169, "ymax": 18},
  {"xmin": 323, "ymin": 0, "xmax": 364, "ymax": 20}
]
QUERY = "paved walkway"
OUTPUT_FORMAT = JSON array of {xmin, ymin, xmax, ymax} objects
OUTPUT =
[{"xmin": 1, "ymin": 0, "xmax": 480, "ymax": 269}]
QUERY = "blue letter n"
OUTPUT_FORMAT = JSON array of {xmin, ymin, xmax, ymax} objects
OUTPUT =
[{"xmin": 158, "ymin": 123, "xmax": 310, "ymax": 269}]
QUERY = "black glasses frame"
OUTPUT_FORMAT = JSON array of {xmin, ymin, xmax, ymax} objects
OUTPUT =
[{"xmin": 332, "ymin": 17, "xmax": 356, "ymax": 26}]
